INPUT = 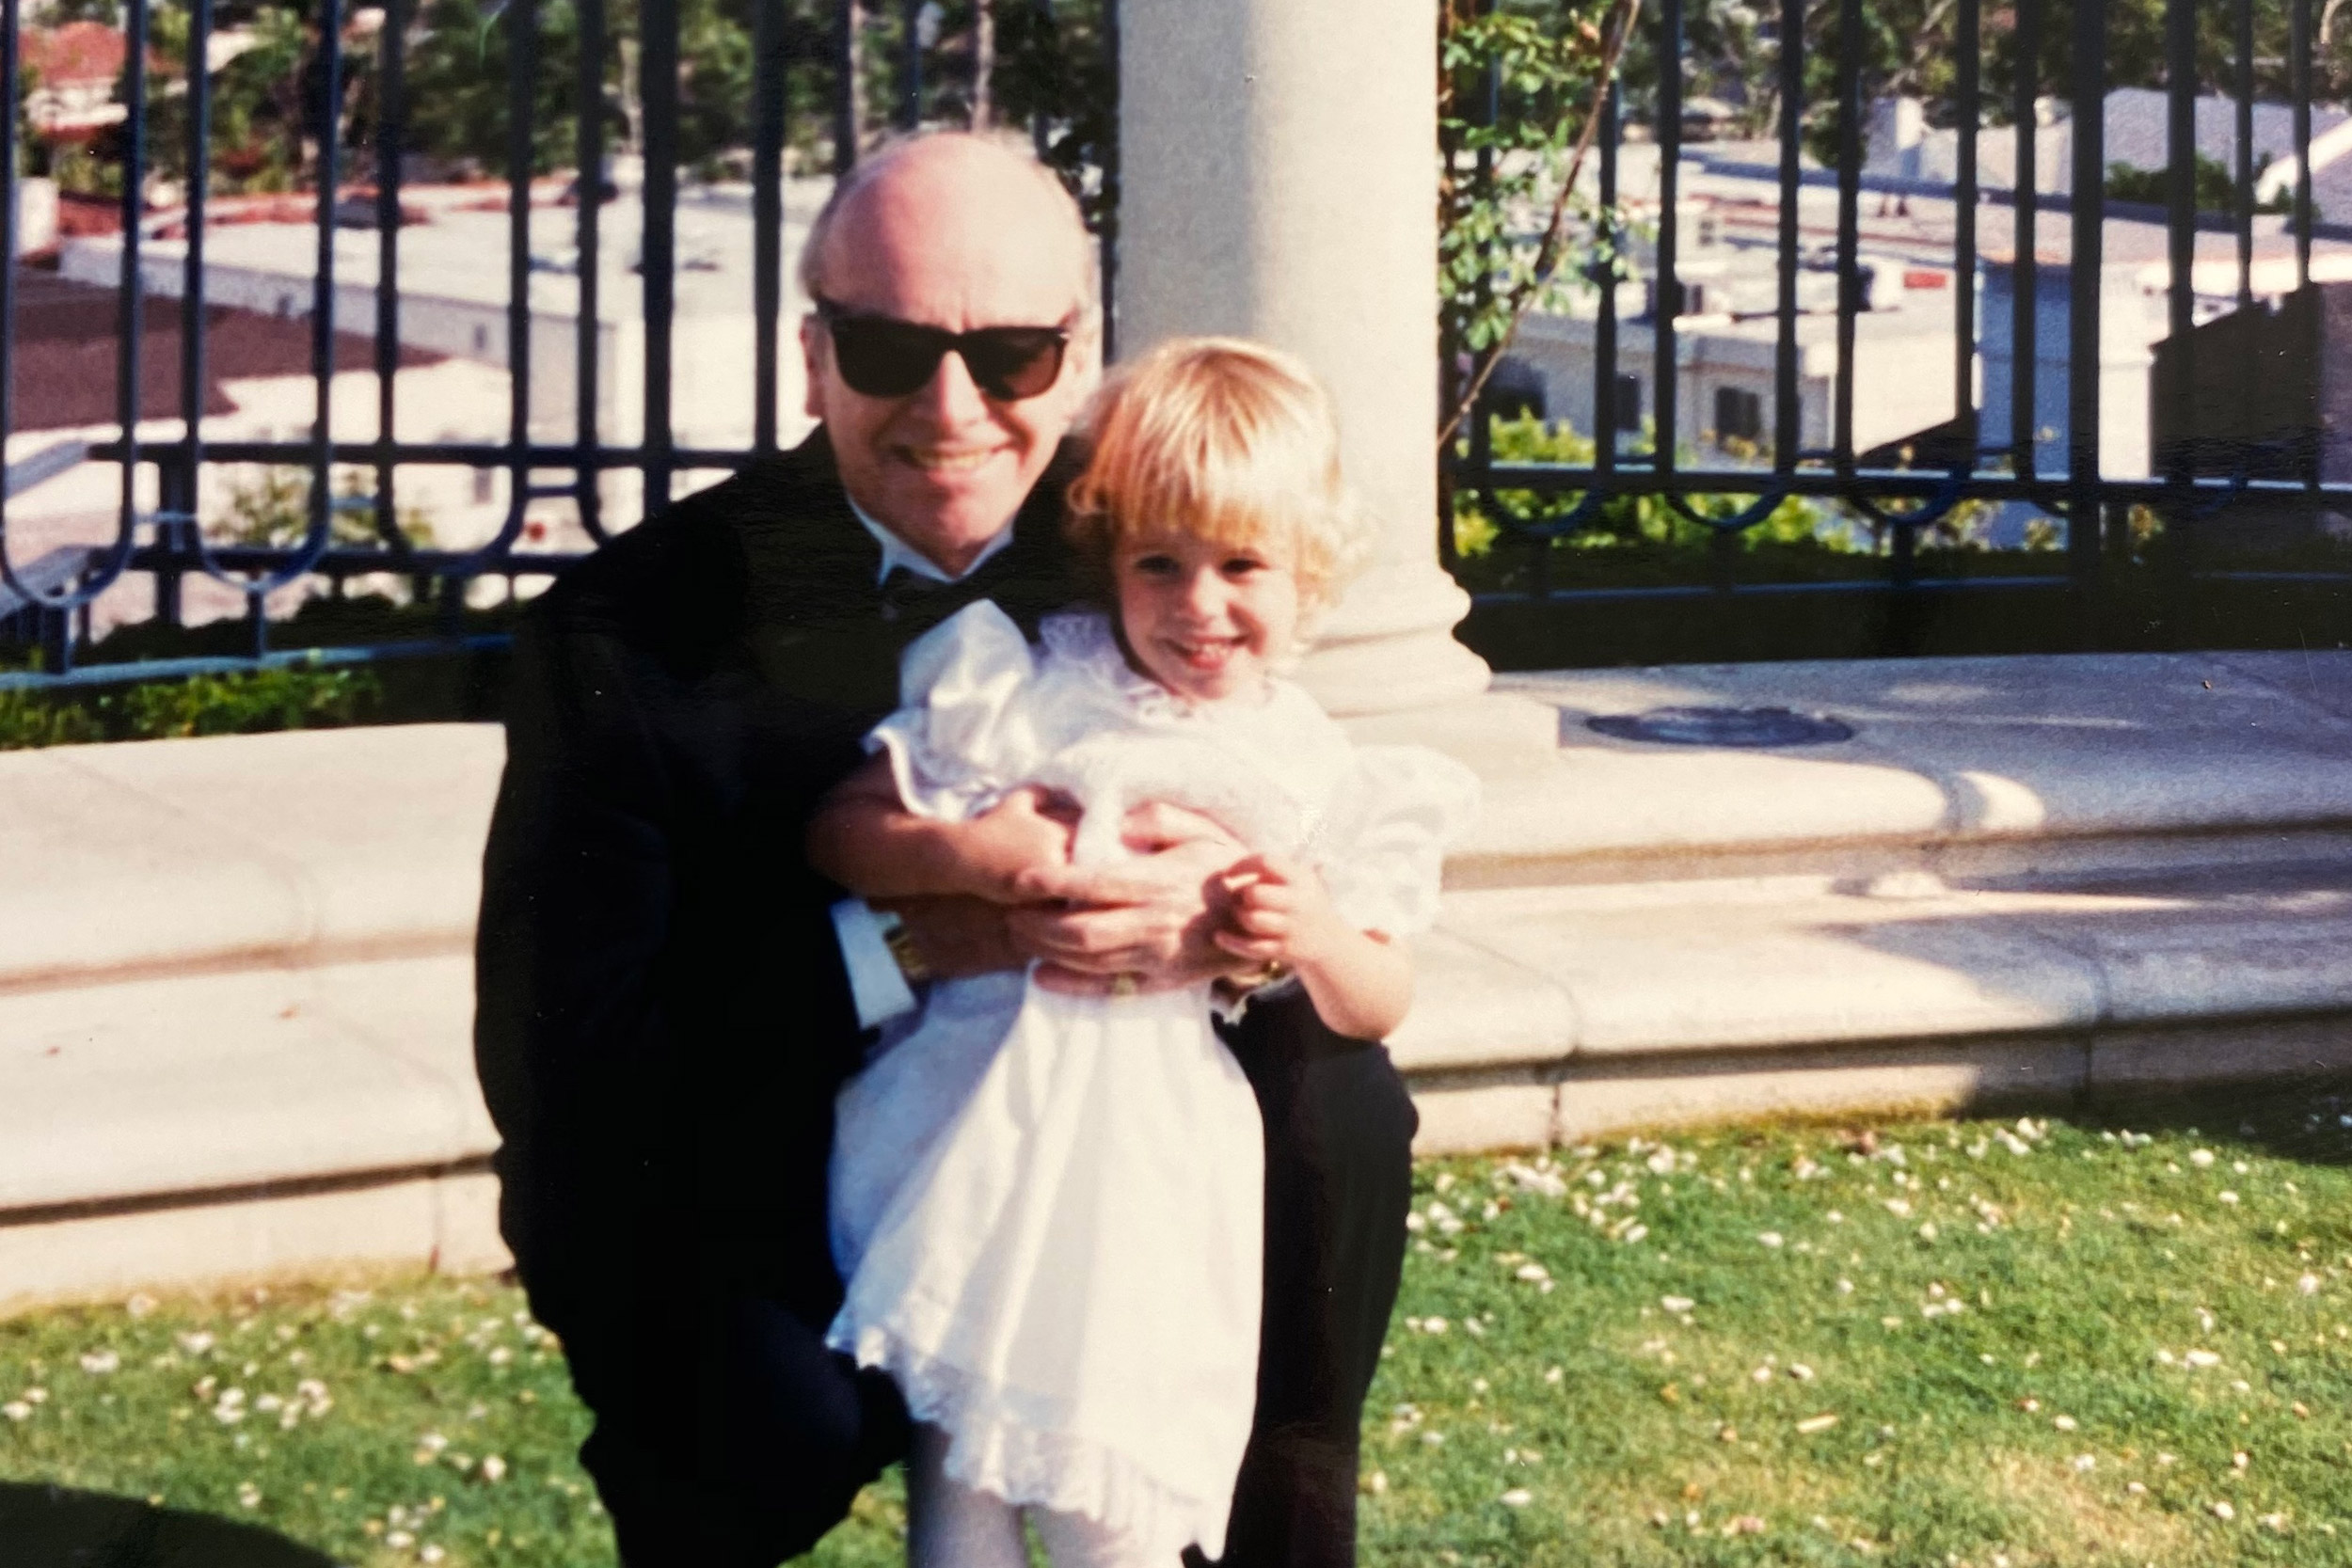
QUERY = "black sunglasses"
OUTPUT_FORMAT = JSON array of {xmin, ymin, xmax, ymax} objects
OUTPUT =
[{"xmin": 814, "ymin": 298, "xmax": 1073, "ymax": 402}]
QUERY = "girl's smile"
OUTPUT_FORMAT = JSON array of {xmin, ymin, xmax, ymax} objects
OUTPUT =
[{"xmin": 1113, "ymin": 532, "xmax": 1302, "ymax": 704}]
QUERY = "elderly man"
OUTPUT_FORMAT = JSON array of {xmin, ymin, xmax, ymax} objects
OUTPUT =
[{"xmin": 474, "ymin": 132, "xmax": 1416, "ymax": 1568}]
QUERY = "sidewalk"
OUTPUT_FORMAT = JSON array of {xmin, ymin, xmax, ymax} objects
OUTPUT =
[{"xmin": 2, "ymin": 650, "xmax": 2347, "ymax": 1307}]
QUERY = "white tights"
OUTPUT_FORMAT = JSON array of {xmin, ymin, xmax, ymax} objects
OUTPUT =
[{"xmin": 904, "ymin": 1425, "xmax": 1163, "ymax": 1568}]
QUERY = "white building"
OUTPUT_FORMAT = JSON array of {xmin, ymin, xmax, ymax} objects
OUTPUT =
[
  {"xmin": 1865, "ymin": 87, "xmax": 2352, "ymax": 225},
  {"xmin": 1503, "ymin": 192, "xmax": 1966, "ymax": 467},
  {"xmin": 49, "ymin": 171, "xmax": 833, "ymax": 562}
]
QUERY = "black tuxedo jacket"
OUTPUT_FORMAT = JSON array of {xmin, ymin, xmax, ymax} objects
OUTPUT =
[{"xmin": 474, "ymin": 428, "xmax": 1084, "ymax": 1336}]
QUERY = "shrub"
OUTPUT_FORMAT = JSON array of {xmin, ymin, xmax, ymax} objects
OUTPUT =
[{"xmin": 0, "ymin": 661, "xmax": 382, "ymax": 752}]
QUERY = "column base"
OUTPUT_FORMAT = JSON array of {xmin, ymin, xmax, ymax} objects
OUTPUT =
[{"xmin": 1295, "ymin": 559, "xmax": 1495, "ymax": 718}]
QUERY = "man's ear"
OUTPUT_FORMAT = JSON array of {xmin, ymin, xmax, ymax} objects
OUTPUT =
[{"xmin": 800, "ymin": 314, "xmax": 829, "ymax": 422}]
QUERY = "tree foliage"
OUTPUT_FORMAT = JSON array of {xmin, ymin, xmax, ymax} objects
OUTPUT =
[{"xmin": 1438, "ymin": 0, "xmax": 1640, "ymax": 444}]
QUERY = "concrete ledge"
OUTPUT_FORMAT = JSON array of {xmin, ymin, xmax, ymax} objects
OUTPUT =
[
  {"xmin": 1467, "ymin": 651, "xmax": 2352, "ymax": 883},
  {"xmin": 1406, "ymin": 1069, "xmax": 1559, "ymax": 1156},
  {"xmin": 1393, "ymin": 859, "xmax": 2352, "ymax": 1073},
  {"xmin": 1407, "ymin": 1014, "xmax": 2352, "ymax": 1155},
  {"xmin": 0, "ymin": 1168, "xmax": 507, "ymax": 1316},
  {"xmin": 3, "ymin": 649, "xmax": 2348, "ymax": 1300},
  {"xmin": 2087, "ymin": 1013, "xmax": 2352, "ymax": 1092},
  {"xmin": 0, "ymin": 724, "xmax": 501, "ymax": 992},
  {"xmin": 1549, "ymin": 1033, "xmax": 2086, "ymax": 1146},
  {"xmin": 0, "ymin": 954, "xmax": 489, "ymax": 1212}
]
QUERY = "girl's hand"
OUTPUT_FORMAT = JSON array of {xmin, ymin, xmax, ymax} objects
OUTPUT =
[
  {"xmin": 1211, "ymin": 852, "xmax": 1414, "ymax": 1040},
  {"xmin": 1212, "ymin": 852, "xmax": 1348, "ymax": 972}
]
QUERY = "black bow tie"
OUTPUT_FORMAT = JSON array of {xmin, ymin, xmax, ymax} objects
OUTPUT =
[{"xmin": 878, "ymin": 564, "xmax": 934, "ymax": 622}]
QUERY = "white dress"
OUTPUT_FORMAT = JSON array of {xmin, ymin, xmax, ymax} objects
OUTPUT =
[{"xmin": 826, "ymin": 602, "xmax": 1480, "ymax": 1564}]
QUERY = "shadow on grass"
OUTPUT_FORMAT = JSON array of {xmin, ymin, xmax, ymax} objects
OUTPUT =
[{"xmin": 0, "ymin": 1481, "xmax": 335, "ymax": 1568}]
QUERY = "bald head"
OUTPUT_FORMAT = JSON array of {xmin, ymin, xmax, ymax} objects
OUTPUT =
[
  {"xmin": 798, "ymin": 132, "xmax": 1098, "ymax": 332},
  {"xmin": 796, "ymin": 132, "xmax": 1104, "ymax": 578}
]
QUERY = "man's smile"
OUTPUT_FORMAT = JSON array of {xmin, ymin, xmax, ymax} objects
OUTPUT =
[{"xmin": 894, "ymin": 444, "xmax": 1009, "ymax": 475}]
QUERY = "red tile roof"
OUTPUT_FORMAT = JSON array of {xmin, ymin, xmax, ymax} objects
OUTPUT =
[
  {"xmin": 23, "ymin": 23, "xmax": 129, "ymax": 88},
  {"xmin": 10, "ymin": 269, "xmax": 447, "ymax": 434}
]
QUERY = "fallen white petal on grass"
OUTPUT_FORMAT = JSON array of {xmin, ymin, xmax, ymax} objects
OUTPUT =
[
  {"xmin": 1661, "ymin": 1295, "xmax": 1694, "ymax": 1314},
  {"xmin": 1757, "ymin": 1232, "xmax": 1785, "ymax": 1248},
  {"xmin": 78, "ymin": 1351, "xmax": 119, "ymax": 1376},
  {"xmin": 1501, "ymin": 1488, "xmax": 1534, "ymax": 1507},
  {"xmin": 2185, "ymin": 1349, "xmax": 2222, "ymax": 1368},
  {"xmin": 1796, "ymin": 1414, "xmax": 1839, "ymax": 1433},
  {"xmin": 2212, "ymin": 1501, "xmax": 2236, "ymax": 1521}
]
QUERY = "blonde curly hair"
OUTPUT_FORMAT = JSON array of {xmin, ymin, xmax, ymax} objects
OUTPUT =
[{"xmin": 1064, "ymin": 337, "xmax": 1373, "ymax": 619}]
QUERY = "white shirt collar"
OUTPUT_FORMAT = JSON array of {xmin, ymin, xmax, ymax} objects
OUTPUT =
[{"xmin": 847, "ymin": 497, "xmax": 1017, "ymax": 587}]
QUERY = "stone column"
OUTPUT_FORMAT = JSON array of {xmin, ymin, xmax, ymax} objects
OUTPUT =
[{"xmin": 1116, "ymin": 0, "xmax": 1496, "ymax": 719}]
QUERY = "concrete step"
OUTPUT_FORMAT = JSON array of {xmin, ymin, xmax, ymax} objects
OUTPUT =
[
  {"xmin": 0, "ymin": 953, "xmax": 502, "ymax": 1312},
  {"xmin": 0, "ymin": 724, "xmax": 501, "ymax": 991},
  {"xmin": 1391, "ymin": 854, "xmax": 2352, "ymax": 1151},
  {"xmin": 3, "ymin": 649, "xmax": 2349, "ymax": 1307},
  {"xmin": 1413, "ymin": 650, "xmax": 2352, "ymax": 888}
]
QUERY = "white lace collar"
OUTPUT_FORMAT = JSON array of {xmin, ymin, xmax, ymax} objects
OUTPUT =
[{"xmin": 1037, "ymin": 611, "xmax": 1184, "ymax": 718}]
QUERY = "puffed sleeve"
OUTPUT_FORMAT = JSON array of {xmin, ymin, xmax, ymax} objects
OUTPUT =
[
  {"xmin": 1310, "ymin": 745, "xmax": 1483, "ymax": 938},
  {"xmin": 866, "ymin": 600, "xmax": 1045, "ymax": 821}
]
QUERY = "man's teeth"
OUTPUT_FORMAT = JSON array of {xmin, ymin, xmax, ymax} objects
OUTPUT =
[{"xmin": 903, "ymin": 449, "xmax": 995, "ymax": 473}]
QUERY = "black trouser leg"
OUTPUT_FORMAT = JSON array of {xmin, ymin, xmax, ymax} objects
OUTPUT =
[
  {"xmin": 1206, "ymin": 992, "xmax": 1419, "ymax": 1568},
  {"xmin": 505, "ymin": 1191, "xmax": 910, "ymax": 1568}
]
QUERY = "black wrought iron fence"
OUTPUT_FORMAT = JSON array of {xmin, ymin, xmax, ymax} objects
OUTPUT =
[
  {"xmin": 8, "ymin": 0, "xmax": 2352, "ymax": 687},
  {"xmin": 1444, "ymin": 0, "xmax": 2352, "ymax": 666},
  {"xmin": 1, "ymin": 0, "xmax": 1112, "ymax": 683}
]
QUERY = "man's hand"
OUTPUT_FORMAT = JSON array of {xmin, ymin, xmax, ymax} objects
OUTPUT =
[
  {"xmin": 959, "ymin": 786, "xmax": 1078, "ymax": 902},
  {"xmin": 809, "ymin": 758, "xmax": 1074, "ymax": 906},
  {"xmin": 1008, "ymin": 802, "xmax": 1259, "ymax": 994}
]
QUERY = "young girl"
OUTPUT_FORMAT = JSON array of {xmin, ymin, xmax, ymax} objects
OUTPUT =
[{"xmin": 808, "ymin": 338, "xmax": 1479, "ymax": 1568}]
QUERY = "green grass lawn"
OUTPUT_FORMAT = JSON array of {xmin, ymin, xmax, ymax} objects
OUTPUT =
[{"xmin": 5, "ymin": 1082, "xmax": 2350, "ymax": 1567}]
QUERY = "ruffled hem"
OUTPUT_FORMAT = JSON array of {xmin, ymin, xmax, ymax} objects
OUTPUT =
[{"xmin": 838, "ymin": 1323, "xmax": 1231, "ymax": 1563}]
